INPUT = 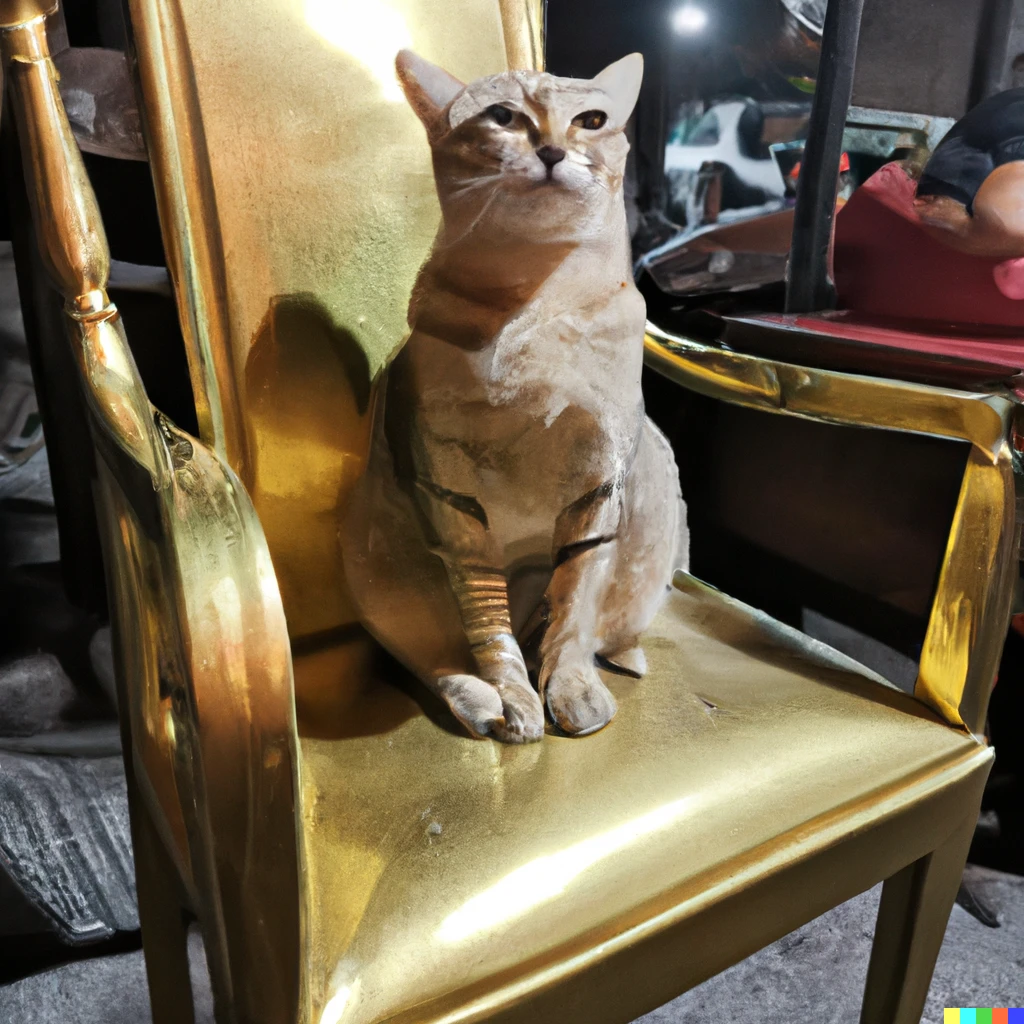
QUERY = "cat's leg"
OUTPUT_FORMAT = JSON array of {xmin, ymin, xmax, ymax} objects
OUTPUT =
[
  {"xmin": 342, "ymin": 439, "xmax": 542, "ymax": 743},
  {"xmin": 538, "ymin": 484, "xmax": 623, "ymax": 736},
  {"xmin": 539, "ymin": 418, "xmax": 686, "ymax": 734},
  {"xmin": 598, "ymin": 418, "xmax": 688, "ymax": 673},
  {"xmin": 439, "ymin": 562, "xmax": 544, "ymax": 742}
]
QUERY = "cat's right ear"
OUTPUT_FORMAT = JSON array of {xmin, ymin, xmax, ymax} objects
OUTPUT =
[{"xmin": 396, "ymin": 50, "xmax": 465, "ymax": 138}]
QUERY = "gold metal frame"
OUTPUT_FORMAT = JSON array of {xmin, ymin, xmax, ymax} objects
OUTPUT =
[
  {"xmin": 644, "ymin": 324, "xmax": 1019, "ymax": 733},
  {"xmin": 0, "ymin": 7, "xmax": 303, "ymax": 1018},
  {"xmin": 0, "ymin": 3, "xmax": 1013, "ymax": 1023}
]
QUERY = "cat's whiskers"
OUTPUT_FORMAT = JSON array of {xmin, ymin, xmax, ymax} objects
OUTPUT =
[
  {"xmin": 447, "ymin": 184, "xmax": 502, "ymax": 247},
  {"xmin": 450, "ymin": 173, "xmax": 501, "ymax": 197},
  {"xmin": 575, "ymin": 153, "xmax": 617, "ymax": 192}
]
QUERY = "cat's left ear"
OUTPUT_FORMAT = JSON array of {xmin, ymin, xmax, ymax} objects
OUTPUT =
[
  {"xmin": 396, "ymin": 50, "xmax": 465, "ymax": 138},
  {"xmin": 591, "ymin": 53, "xmax": 644, "ymax": 126}
]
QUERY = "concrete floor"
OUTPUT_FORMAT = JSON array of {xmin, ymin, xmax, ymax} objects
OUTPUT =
[
  {"xmin": 1, "ymin": 866, "xmax": 1022, "ymax": 1024},
  {"xmin": 640, "ymin": 866, "xmax": 1024, "ymax": 1024}
]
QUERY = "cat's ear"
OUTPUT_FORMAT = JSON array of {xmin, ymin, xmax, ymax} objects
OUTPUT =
[
  {"xmin": 591, "ymin": 53, "xmax": 644, "ymax": 126},
  {"xmin": 396, "ymin": 50, "xmax": 465, "ymax": 136}
]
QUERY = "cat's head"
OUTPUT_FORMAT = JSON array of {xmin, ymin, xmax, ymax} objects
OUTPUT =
[{"xmin": 396, "ymin": 51, "xmax": 643, "ymax": 243}]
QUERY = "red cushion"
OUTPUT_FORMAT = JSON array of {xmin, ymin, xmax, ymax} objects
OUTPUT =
[{"xmin": 834, "ymin": 161, "xmax": 1024, "ymax": 328}]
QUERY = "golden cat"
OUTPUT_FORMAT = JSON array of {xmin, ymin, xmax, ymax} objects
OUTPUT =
[{"xmin": 341, "ymin": 51, "xmax": 688, "ymax": 742}]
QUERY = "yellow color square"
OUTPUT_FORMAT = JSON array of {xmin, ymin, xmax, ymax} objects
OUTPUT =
[{"xmin": 946, "ymin": 1011, "xmax": 961, "ymax": 1024}]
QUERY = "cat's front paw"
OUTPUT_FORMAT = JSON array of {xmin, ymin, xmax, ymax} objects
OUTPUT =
[
  {"xmin": 494, "ymin": 678, "xmax": 545, "ymax": 743},
  {"xmin": 436, "ymin": 673, "xmax": 543, "ymax": 744},
  {"xmin": 542, "ymin": 658, "xmax": 617, "ymax": 736}
]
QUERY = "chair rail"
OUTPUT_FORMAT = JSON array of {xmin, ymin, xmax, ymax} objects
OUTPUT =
[{"xmin": 644, "ymin": 324, "xmax": 1019, "ymax": 733}]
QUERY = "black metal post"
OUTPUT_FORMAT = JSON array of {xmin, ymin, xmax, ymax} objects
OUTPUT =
[
  {"xmin": 968, "ymin": 0, "xmax": 1015, "ymax": 108},
  {"xmin": 785, "ymin": 0, "xmax": 866, "ymax": 314}
]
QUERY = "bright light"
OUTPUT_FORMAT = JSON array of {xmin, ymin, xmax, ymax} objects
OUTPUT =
[
  {"xmin": 319, "ymin": 986, "xmax": 352, "ymax": 1024},
  {"xmin": 672, "ymin": 4, "xmax": 708, "ymax": 33},
  {"xmin": 436, "ymin": 796, "xmax": 696, "ymax": 943},
  {"xmin": 305, "ymin": 0, "xmax": 412, "ymax": 102}
]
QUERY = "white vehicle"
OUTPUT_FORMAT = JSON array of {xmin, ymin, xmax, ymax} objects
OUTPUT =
[{"xmin": 664, "ymin": 100, "xmax": 789, "ymax": 217}]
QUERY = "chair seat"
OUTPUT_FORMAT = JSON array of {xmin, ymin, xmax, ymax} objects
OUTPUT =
[
  {"xmin": 295, "ymin": 576, "xmax": 983, "ymax": 1024},
  {"xmin": 723, "ymin": 309, "xmax": 1024, "ymax": 392}
]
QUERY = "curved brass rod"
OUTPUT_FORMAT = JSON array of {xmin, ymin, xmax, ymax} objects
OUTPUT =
[
  {"xmin": 644, "ymin": 325, "xmax": 1018, "ymax": 732},
  {"xmin": 644, "ymin": 324, "xmax": 1013, "ymax": 461},
  {"xmin": 0, "ymin": 11, "xmax": 162, "ymax": 479}
]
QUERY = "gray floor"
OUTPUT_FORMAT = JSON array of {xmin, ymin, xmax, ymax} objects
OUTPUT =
[
  {"xmin": 641, "ymin": 865, "xmax": 1024, "ymax": 1024},
  {"xmin": 1, "ymin": 866, "xmax": 1022, "ymax": 1024}
]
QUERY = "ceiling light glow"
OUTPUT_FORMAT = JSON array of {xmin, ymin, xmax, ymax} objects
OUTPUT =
[{"xmin": 672, "ymin": 4, "xmax": 708, "ymax": 34}]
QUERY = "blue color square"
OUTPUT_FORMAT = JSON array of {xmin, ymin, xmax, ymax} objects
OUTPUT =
[{"xmin": 1007, "ymin": 1009, "xmax": 1024, "ymax": 1023}]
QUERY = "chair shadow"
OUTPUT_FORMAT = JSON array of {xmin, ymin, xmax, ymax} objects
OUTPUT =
[{"xmin": 292, "ymin": 626, "xmax": 465, "ymax": 742}]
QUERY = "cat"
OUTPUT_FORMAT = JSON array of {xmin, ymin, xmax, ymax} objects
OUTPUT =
[{"xmin": 341, "ymin": 50, "xmax": 688, "ymax": 743}]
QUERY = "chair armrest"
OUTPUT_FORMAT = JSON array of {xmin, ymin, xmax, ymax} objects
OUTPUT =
[
  {"xmin": 0, "ymin": 9, "xmax": 302, "ymax": 1013},
  {"xmin": 91, "ymin": 389, "xmax": 302, "ymax": 1016},
  {"xmin": 645, "ymin": 324, "xmax": 1019, "ymax": 733}
]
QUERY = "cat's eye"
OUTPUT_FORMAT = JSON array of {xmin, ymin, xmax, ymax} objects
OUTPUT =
[
  {"xmin": 573, "ymin": 110, "xmax": 608, "ymax": 130},
  {"xmin": 486, "ymin": 104, "xmax": 514, "ymax": 127}
]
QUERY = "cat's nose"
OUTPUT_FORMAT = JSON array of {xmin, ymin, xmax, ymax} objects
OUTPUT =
[{"xmin": 536, "ymin": 145, "xmax": 566, "ymax": 169}]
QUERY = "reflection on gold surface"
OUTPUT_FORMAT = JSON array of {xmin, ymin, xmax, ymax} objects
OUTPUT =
[
  {"xmin": 244, "ymin": 294, "xmax": 375, "ymax": 633},
  {"xmin": 437, "ymin": 795, "xmax": 698, "ymax": 943},
  {"xmin": 305, "ymin": 0, "xmax": 411, "ymax": 101},
  {"xmin": 298, "ymin": 578, "xmax": 990, "ymax": 1024},
  {"xmin": 292, "ymin": 634, "xmax": 380, "ymax": 734},
  {"xmin": 319, "ymin": 984, "xmax": 355, "ymax": 1024}
]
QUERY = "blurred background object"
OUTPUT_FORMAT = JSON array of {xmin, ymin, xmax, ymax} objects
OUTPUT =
[{"xmin": 549, "ymin": 0, "xmax": 1022, "ymax": 312}]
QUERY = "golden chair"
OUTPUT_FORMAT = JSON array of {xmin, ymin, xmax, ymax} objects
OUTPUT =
[{"xmin": 0, "ymin": 1, "xmax": 1015, "ymax": 1022}]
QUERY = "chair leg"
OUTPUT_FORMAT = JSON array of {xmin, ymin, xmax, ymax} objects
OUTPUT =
[
  {"xmin": 129, "ymin": 785, "xmax": 197, "ymax": 1024},
  {"xmin": 859, "ymin": 812, "xmax": 976, "ymax": 1024}
]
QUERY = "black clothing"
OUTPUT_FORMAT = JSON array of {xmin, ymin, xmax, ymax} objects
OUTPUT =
[{"xmin": 917, "ymin": 88, "xmax": 1024, "ymax": 213}]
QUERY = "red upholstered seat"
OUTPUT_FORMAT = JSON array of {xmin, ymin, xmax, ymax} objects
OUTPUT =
[
  {"xmin": 834, "ymin": 160, "xmax": 1024, "ymax": 328},
  {"xmin": 726, "ymin": 162, "xmax": 1024, "ymax": 391}
]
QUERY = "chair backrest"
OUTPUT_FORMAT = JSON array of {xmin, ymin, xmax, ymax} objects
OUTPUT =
[{"xmin": 126, "ymin": 0, "xmax": 542, "ymax": 640}]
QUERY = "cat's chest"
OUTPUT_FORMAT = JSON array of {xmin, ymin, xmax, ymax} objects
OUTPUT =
[
  {"xmin": 471, "ymin": 290, "xmax": 644, "ymax": 410},
  {"xmin": 401, "ymin": 284, "xmax": 645, "ymax": 469},
  {"xmin": 412, "ymin": 353, "xmax": 640, "ymax": 512},
  {"xmin": 397, "ymin": 294, "xmax": 645, "ymax": 554}
]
